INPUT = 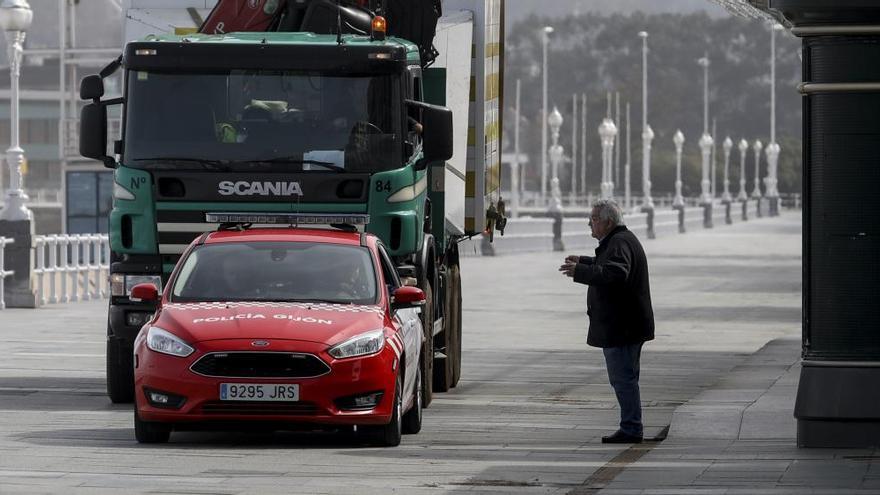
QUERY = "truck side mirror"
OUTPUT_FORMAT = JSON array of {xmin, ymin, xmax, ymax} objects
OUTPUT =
[
  {"xmin": 80, "ymin": 103, "xmax": 115, "ymax": 168},
  {"xmin": 80, "ymin": 74, "xmax": 104, "ymax": 101},
  {"xmin": 406, "ymin": 100, "xmax": 453, "ymax": 171},
  {"xmin": 419, "ymin": 105, "xmax": 453, "ymax": 169}
]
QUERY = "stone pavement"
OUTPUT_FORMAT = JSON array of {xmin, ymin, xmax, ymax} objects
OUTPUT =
[{"xmin": 0, "ymin": 211, "xmax": 875, "ymax": 494}]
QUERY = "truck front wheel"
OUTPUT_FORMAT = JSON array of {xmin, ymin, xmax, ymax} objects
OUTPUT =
[
  {"xmin": 434, "ymin": 268, "xmax": 455, "ymax": 392},
  {"xmin": 106, "ymin": 336, "xmax": 134, "ymax": 404}
]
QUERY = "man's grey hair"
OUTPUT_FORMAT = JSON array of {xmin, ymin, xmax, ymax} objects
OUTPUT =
[{"xmin": 591, "ymin": 199, "xmax": 625, "ymax": 227}]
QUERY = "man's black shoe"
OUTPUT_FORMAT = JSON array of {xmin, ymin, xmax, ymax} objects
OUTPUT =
[{"xmin": 601, "ymin": 430, "xmax": 643, "ymax": 444}]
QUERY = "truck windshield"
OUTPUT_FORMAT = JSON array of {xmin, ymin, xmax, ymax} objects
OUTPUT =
[
  {"xmin": 123, "ymin": 70, "xmax": 402, "ymax": 172},
  {"xmin": 171, "ymin": 241, "xmax": 378, "ymax": 305}
]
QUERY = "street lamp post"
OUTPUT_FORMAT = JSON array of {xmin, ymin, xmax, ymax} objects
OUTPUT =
[
  {"xmin": 0, "ymin": 0, "xmax": 36, "ymax": 309},
  {"xmin": 598, "ymin": 104, "xmax": 617, "ymax": 200},
  {"xmin": 540, "ymin": 25, "xmax": 554, "ymax": 204},
  {"xmin": 698, "ymin": 55, "xmax": 713, "ymax": 229},
  {"xmin": 766, "ymin": 23, "xmax": 784, "ymax": 216},
  {"xmin": 548, "ymin": 106, "xmax": 565, "ymax": 252},
  {"xmin": 722, "ymin": 136, "xmax": 733, "ymax": 224},
  {"xmin": 738, "ymin": 138, "xmax": 749, "ymax": 221},
  {"xmin": 639, "ymin": 31, "xmax": 655, "ymax": 239},
  {"xmin": 752, "ymin": 139, "xmax": 764, "ymax": 218},
  {"xmin": 0, "ymin": 0, "xmax": 33, "ymax": 222},
  {"xmin": 673, "ymin": 130, "xmax": 686, "ymax": 233},
  {"xmin": 625, "ymin": 102, "xmax": 631, "ymax": 210},
  {"xmin": 512, "ymin": 79, "xmax": 521, "ymax": 218}
]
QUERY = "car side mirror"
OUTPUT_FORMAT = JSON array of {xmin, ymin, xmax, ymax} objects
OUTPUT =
[
  {"xmin": 130, "ymin": 283, "xmax": 159, "ymax": 303},
  {"xmin": 391, "ymin": 286, "xmax": 425, "ymax": 311}
]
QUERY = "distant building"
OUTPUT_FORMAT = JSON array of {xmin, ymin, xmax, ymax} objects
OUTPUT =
[{"xmin": 0, "ymin": 0, "xmax": 121, "ymax": 234}]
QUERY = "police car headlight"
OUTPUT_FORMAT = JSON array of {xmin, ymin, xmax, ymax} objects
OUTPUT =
[
  {"xmin": 328, "ymin": 330, "xmax": 385, "ymax": 359},
  {"xmin": 146, "ymin": 327, "xmax": 194, "ymax": 358}
]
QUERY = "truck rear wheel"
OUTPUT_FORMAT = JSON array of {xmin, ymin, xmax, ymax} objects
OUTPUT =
[
  {"xmin": 106, "ymin": 337, "xmax": 134, "ymax": 404},
  {"xmin": 450, "ymin": 263, "xmax": 463, "ymax": 388},
  {"xmin": 420, "ymin": 283, "xmax": 434, "ymax": 407}
]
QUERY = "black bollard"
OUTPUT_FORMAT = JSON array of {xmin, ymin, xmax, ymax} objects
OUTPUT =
[
  {"xmin": 741, "ymin": 199, "xmax": 749, "ymax": 221},
  {"xmin": 724, "ymin": 200, "xmax": 733, "ymax": 225},
  {"xmin": 674, "ymin": 205, "xmax": 685, "ymax": 233},
  {"xmin": 551, "ymin": 211, "xmax": 565, "ymax": 252},
  {"xmin": 702, "ymin": 202, "xmax": 713, "ymax": 229},
  {"xmin": 755, "ymin": 197, "xmax": 763, "ymax": 218},
  {"xmin": 642, "ymin": 206, "xmax": 656, "ymax": 239}
]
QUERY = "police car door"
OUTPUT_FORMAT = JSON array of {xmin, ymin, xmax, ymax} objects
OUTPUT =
[{"xmin": 377, "ymin": 243, "xmax": 421, "ymax": 399}]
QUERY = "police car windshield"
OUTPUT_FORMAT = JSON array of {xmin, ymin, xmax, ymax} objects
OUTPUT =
[
  {"xmin": 123, "ymin": 70, "xmax": 403, "ymax": 172},
  {"xmin": 170, "ymin": 241, "xmax": 378, "ymax": 305}
]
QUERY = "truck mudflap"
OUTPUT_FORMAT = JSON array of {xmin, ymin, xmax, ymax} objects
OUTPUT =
[{"xmin": 200, "ymin": 0, "xmax": 286, "ymax": 34}]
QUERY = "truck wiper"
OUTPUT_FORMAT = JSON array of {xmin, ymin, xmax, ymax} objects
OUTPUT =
[
  {"xmin": 253, "ymin": 157, "xmax": 346, "ymax": 173},
  {"xmin": 132, "ymin": 157, "xmax": 231, "ymax": 171}
]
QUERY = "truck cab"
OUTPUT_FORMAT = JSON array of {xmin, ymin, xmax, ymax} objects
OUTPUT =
[{"xmin": 80, "ymin": 0, "xmax": 500, "ymax": 406}]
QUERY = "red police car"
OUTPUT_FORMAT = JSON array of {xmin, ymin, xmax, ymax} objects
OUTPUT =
[{"xmin": 130, "ymin": 225, "xmax": 426, "ymax": 446}]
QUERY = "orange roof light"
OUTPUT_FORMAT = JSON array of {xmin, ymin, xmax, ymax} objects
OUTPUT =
[{"xmin": 371, "ymin": 15, "xmax": 387, "ymax": 40}]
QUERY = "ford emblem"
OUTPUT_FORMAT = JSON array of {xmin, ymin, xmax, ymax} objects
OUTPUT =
[{"xmin": 251, "ymin": 340, "xmax": 270, "ymax": 347}]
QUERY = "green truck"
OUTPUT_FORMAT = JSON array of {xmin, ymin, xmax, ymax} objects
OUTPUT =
[{"xmin": 79, "ymin": 0, "xmax": 504, "ymax": 406}]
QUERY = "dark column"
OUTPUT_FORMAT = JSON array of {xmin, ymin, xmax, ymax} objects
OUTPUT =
[
  {"xmin": 762, "ymin": 0, "xmax": 880, "ymax": 448},
  {"xmin": 0, "ymin": 219, "xmax": 37, "ymax": 308}
]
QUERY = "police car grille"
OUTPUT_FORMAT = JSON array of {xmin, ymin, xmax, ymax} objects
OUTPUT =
[
  {"xmin": 191, "ymin": 352, "xmax": 330, "ymax": 378},
  {"xmin": 201, "ymin": 401, "xmax": 319, "ymax": 416}
]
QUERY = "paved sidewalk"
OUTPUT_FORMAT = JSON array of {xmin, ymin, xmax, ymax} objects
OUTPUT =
[
  {"xmin": 2, "ymin": 211, "xmax": 875, "ymax": 494},
  {"xmin": 592, "ymin": 337, "xmax": 880, "ymax": 494}
]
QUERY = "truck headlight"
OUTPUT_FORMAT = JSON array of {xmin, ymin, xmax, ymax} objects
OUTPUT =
[
  {"xmin": 146, "ymin": 327, "xmax": 194, "ymax": 358},
  {"xmin": 111, "ymin": 274, "xmax": 162, "ymax": 297},
  {"xmin": 328, "ymin": 330, "xmax": 385, "ymax": 359}
]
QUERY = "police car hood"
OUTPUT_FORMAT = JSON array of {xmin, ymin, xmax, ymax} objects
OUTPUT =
[{"xmin": 157, "ymin": 301, "xmax": 387, "ymax": 345}]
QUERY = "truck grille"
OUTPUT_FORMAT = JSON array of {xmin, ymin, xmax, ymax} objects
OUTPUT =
[
  {"xmin": 191, "ymin": 352, "xmax": 330, "ymax": 378},
  {"xmin": 200, "ymin": 401, "xmax": 319, "ymax": 416}
]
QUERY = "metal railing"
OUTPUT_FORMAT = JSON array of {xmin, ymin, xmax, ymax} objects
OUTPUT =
[
  {"xmin": 33, "ymin": 234, "xmax": 110, "ymax": 306},
  {"xmin": 0, "ymin": 237, "xmax": 14, "ymax": 310}
]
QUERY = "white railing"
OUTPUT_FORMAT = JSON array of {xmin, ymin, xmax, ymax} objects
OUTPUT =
[
  {"xmin": 0, "ymin": 237, "xmax": 14, "ymax": 310},
  {"xmin": 33, "ymin": 234, "xmax": 110, "ymax": 306}
]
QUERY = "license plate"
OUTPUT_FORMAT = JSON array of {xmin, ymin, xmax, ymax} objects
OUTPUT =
[{"xmin": 219, "ymin": 383, "xmax": 300, "ymax": 402}]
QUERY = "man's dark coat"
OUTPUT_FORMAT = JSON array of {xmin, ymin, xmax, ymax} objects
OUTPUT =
[{"xmin": 573, "ymin": 225, "xmax": 655, "ymax": 348}]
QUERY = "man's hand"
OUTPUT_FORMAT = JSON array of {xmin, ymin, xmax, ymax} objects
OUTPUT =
[
  {"xmin": 559, "ymin": 261, "xmax": 576, "ymax": 278},
  {"xmin": 565, "ymin": 255, "xmax": 579, "ymax": 264}
]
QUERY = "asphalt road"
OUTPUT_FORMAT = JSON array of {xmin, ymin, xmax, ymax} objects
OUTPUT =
[{"xmin": 0, "ymin": 213, "xmax": 802, "ymax": 494}]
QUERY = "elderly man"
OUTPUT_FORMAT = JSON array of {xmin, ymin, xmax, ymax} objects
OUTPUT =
[{"xmin": 559, "ymin": 199, "xmax": 655, "ymax": 443}]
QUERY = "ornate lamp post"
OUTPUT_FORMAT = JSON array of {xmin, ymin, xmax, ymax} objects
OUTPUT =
[
  {"xmin": 540, "ymin": 25, "xmax": 554, "ymax": 204},
  {"xmin": 547, "ymin": 106, "xmax": 565, "ymax": 251},
  {"xmin": 722, "ymin": 136, "xmax": 733, "ymax": 224},
  {"xmin": 638, "ymin": 30, "xmax": 655, "ymax": 238},
  {"xmin": 0, "ymin": 0, "xmax": 36, "ymax": 308},
  {"xmin": 737, "ymin": 138, "xmax": 749, "ymax": 221},
  {"xmin": 673, "ymin": 130, "xmax": 686, "ymax": 233},
  {"xmin": 598, "ymin": 113, "xmax": 617, "ymax": 200},
  {"xmin": 0, "ymin": 0, "xmax": 34, "ymax": 222},
  {"xmin": 765, "ymin": 22, "xmax": 785, "ymax": 216},
  {"xmin": 752, "ymin": 139, "xmax": 763, "ymax": 218},
  {"xmin": 697, "ymin": 55, "xmax": 714, "ymax": 229}
]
